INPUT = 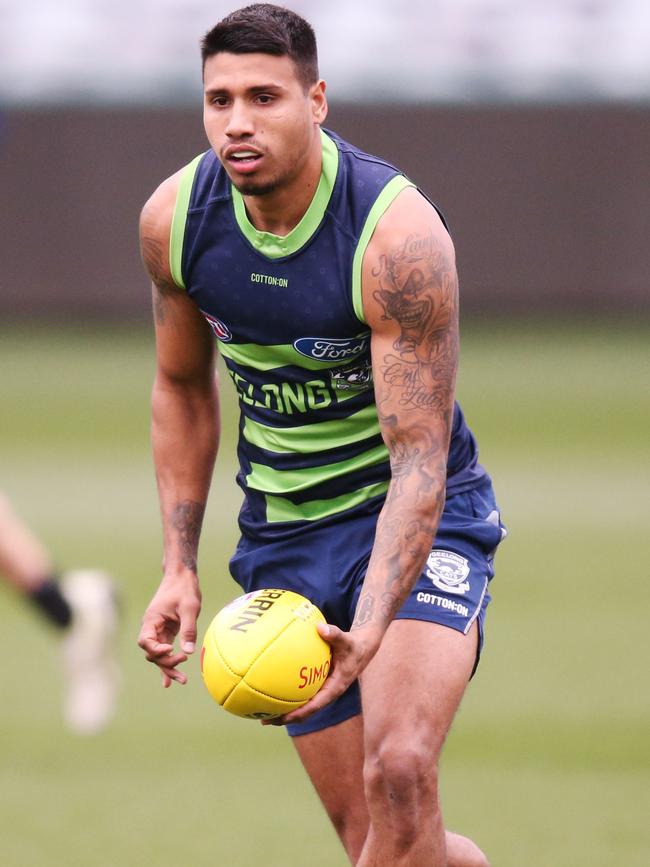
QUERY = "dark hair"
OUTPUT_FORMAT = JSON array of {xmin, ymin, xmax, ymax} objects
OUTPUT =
[{"xmin": 201, "ymin": 4, "xmax": 319, "ymax": 89}]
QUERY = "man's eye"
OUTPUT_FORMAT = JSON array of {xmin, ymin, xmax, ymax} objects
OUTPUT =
[{"xmin": 257, "ymin": 94, "xmax": 273, "ymax": 104}]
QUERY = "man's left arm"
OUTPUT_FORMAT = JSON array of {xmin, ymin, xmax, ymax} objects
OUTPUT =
[
  {"xmin": 282, "ymin": 188, "xmax": 457, "ymax": 724},
  {"xmin": 351, "ymin": 187, "xmax": 458, "ymax": 647}
]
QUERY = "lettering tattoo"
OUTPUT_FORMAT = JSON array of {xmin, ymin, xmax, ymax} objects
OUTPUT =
[
  {"xmin": 170, "ymin": 500, "xmax": 205, "ymax": 572},
  {"xmin": 353, "ymin": 593, "xmax": 376, "ymax": 629},
  {"xmin": 352, "ymin": 589, "xmax": 399, "ymax": 631},
  {"xmin": 373, "ymin": 232, "xmax": 458, "ymax": 416},
  {"xmin": 380, "ymin": 591, "xmax": 399, "ymax": 620}
]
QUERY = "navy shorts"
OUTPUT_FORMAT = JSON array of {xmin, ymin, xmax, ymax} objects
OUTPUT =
[{"xmin": 229, "ymin": 479, "xmax": 506, "ymax": 736}]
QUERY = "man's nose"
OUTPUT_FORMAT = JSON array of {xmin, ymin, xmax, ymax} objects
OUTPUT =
[{"xmin": 225, "ymin": 100, "xmax": 254, "ymax": 138}]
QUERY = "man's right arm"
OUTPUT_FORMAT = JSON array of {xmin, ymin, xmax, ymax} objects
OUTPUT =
[{"xmin": 137, "ymin": 174, "xmax": 220, "ymax": 687}]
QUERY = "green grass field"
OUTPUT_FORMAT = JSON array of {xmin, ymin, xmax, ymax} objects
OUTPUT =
[{"xmin": 1, "ymin": 321, "xmax": 648, "ymax": 866}]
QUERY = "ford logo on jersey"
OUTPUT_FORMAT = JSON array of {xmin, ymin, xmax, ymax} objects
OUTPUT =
[{"xmin": 294, "ymin": 335, "xmax": 369, "ymax": 362}]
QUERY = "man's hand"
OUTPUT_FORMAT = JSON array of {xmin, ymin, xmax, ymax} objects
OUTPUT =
[
  {"xmin": 138, "ymin": 571, "xmax": 202, "ymax": 687},
  {"xmin": 264, "ymin": 622, "xmax": 382, "ymax": 726}
]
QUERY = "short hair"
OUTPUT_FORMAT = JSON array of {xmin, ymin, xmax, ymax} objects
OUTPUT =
[{"xmin": 201, "ymin": 4, "xmax": 319, "ymax": 90}]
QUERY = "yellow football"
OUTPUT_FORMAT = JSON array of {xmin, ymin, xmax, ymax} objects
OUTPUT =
[{"xmin": 200, "ymin": 588, "xmax": 332, "ymax": 720}]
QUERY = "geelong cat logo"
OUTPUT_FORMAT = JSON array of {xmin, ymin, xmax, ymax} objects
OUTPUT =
[
  {"xmin": 294, "ymin": 335, "xmax": 369, "ymax": 362},
  {"xmin": 330, "ymin": 362, "xmax": 372, "ymax": 392},
  {"xmin": 202, "ymin": 311, "xmax": 232, "ymax": 342},
  {"xmin": 425, "ymin": 550, "xmax": 471, "ymax": 595}
]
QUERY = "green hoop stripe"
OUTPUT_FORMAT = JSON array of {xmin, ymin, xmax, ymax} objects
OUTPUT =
[
  {"xmin": 169, "ymin": 153, "xmax": 205, "ymax": 289},
  {"xmin": 265, "ymin": 480, "xmax": 389, "ymax": 523},
  {"xmin": 335, "ymin": 386, "xmax": 365, "ymax": 404},
  {"xmin": 232, "ymin": 129, "xmax": 339, "ymax": 259},
  {"xmin": 351, "ymin": 175, "xmax": 415, "ymax": 324},
  {"xmin": 243, "ymin": 402, "xmax": 382, "ymax": 454},
  {"xmin": 219, "ymin": 337, "xmax": 369, "ymax": 372},
  {"xmin": 246, "ymin": 442, "xmax": 388, "ymax": 495}
]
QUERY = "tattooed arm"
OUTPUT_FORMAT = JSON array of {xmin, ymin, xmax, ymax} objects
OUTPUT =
[
  {"xmin": 353, "ymin": 187, "xmax": 457, "ymax": 642},
  {"xmin": 137, "ymin": 173, "xmax": 220, "ymax": 687},
  {"xmin": 283, "ymin": 187, "xmax": 457, "ymax": 724}
]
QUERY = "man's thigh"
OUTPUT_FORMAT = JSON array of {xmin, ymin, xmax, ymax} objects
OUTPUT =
[{"xmin": 360, "ymin": 619, "xmax": 479, "ymax": 754}]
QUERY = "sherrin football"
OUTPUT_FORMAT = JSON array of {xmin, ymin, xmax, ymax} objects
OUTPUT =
[{"xmin": 200, "ymin": 588, "xmax": 332, "ymax": 720}]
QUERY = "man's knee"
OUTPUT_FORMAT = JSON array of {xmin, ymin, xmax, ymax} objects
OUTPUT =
[
  {"xmin": 446, "ymin": 830, "xmax": 491, "ymax": 867},
  {"xmin": 364, "ymin": 739, "xmax": 440, "ymax": 812},
  {"xmin": 450, "ymin": 850, "xmax": 490, "ymax": 867},
  {"xmin": 449, "ymin": 849, "xmax": 490, "ymax": 867}
]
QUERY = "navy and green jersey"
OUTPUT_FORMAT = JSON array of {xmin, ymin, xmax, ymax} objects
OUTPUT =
[{"xmin": 170, "ymin": 128, "xmax": 488, "ymax": 540}]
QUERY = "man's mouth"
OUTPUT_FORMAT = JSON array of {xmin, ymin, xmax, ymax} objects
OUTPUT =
[
  {"xmin": 225, "ymin": 147, "xmax": 264, "ymax": 172},
  {"xmin": 229, "ymin": 150, "xmax": 260, "ymax": 163}
]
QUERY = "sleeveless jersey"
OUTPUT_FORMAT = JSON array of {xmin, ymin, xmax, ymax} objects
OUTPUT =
[{"xmin": 171, "ymin": 128, "xmax": 488, "ymax": 541}]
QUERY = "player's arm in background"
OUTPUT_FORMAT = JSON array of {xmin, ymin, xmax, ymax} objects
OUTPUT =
[
  {"xmin": 137, "ymin": 173, "xmax": 220, "ymax": 687},
  {"xmin": 284, "ymin": 187, "xmax": 457, "ymax": 723}
]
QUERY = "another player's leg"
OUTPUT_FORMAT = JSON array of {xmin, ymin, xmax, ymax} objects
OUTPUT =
[
  {"xmin": 357, "ymin": 619, "xmax": 489, "ymax": 866},
  {"xmin": 293, "ymin": 688, "xmax": 489, "ymax": 866},
  {"xmin": 0, "ymin": 490, "xmax": 73, "ymax": 624},
  {"xmin": 0, "ymin": 492, "xmax": 120, "ymax": 733},
  {"xmin": 60, "ymin": 569, "xmax": 120, "ymax": 733}
]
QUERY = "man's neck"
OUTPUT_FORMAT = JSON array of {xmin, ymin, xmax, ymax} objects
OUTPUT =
[{"xmin": 241, "ymin": 129, "xmax": 323, "ymax": 236}]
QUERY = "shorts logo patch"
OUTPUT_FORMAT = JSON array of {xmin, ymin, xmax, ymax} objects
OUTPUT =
[
  {"xmin": 202, "ymin": 311, "xmax": 232, "ymax": 342},
  {"xmin": 425, "ymin": 550, "xmax": 470, "ymax": 595}
]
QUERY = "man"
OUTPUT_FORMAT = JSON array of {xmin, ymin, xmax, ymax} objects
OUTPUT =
[
  {"xmin": 138, "ymin": 5, "xmax": 504, "ymax": 865},
  {"xmin": 0, "ymin": 491, "xmax": 119, "ymax": 734}
]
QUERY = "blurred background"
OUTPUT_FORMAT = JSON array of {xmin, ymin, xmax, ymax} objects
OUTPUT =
[{"xmin": 1, "ymin": 2, "xmax": 648, "ymax": 866}]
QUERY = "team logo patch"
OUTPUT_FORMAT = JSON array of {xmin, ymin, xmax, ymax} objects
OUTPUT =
[
  {"xmin": 202, "ymin": 311, "xmax": 232, "ymax": 342},
  {"xmin": 293, "ymin": 335, "xmax": 369, "ymax": 362},
  {"xmin": 330, "ymin": 362, "xmax": 373, "ymax": 392},
  {"xmin": 425, "ymin": 550, "xmax": 470, "ymax": 595}
]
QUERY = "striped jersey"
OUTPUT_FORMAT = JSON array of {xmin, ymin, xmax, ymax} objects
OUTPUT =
[{"xmin": 170, "ymin": 128, "xmax": 488, "ymax": 540}]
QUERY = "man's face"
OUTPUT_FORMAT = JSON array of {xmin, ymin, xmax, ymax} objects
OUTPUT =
[{"xmin": 203, "ymin": 51, "xmax": 326, "ymax": 197}]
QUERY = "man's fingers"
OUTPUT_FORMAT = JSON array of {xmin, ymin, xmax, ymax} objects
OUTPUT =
[
  {"xmin": 138, "ymin": 611, "xmax": 178, "ymax": 651},
  {"xmin": 277, "ymin": 628, "xmax": 363, "ymax": 725},
  {"xmin": 279, "ymin": 695, "xmax": 326, "ymax": 725},
  {"xmin": 280, "ymin": 673, "xmax": 348, "ymax": 725},
  {"xmin": 160, "ymin": 667, "xmax": 188, "ymax": 688},
  {"xmin": 139, "ymin": 592, "xmax": 200, "ymax": 685},
  {"xmin": 317, "ymin": 622, "xmax": 348, "ymax": 647},
  {"xmin": 140, "ymin": 625, "xmax": 188, "ymax": 672},
  {"xmin": 140, "ymin": 638, "xmax": 174, "ymax": 657},
  {"xmin": 262, "ymin": 677, "xmax": 346, "ymax": 726},
  {"xmin": 179, "ymin": 600, "xmax": 200, "ymax": 654},
  {"xmin": 159, "ymin": 662, "xmax": 188, "ymax": 686},
  {"xmin": 146, "ymin": 649, "xmax": 187, "ymax": 667}
]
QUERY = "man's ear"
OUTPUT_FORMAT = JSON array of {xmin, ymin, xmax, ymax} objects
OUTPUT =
[{"xmin": 311, "ymin": 79, "xmax": 328, "ymax": 125}]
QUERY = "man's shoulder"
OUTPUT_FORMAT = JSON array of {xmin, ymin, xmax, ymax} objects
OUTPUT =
[
  {"xmin": 139, "ymin": 168, "xmax": 189, "ymax": 290},
  {"xmin": 369, "ymin": 186, "xmax": 453, "ymax": 260},
  {"xmin": 140, "ymin": 150, "xmax": 216, "ymax": 231},
  {"xmin": 140, "ymin": 169, "xmax": 184, "ymax": 240}
]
